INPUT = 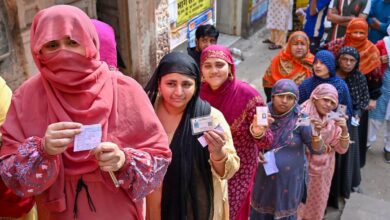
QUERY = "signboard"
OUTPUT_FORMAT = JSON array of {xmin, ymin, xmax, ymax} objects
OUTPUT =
[
  {"xmin": 176, "ymin": 0, "xmax": 211, "ymax": 26},
  {"xmin": 187, "ymin": 9, "xmax": 213, "ymax": 48},
  {"xmin": 168, "ymin": 0, "xmax": 215, "ymax": 50}
]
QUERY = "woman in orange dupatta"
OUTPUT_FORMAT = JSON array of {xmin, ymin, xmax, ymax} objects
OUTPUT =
[{"xmin": 263, "ymin": 31, "xmax": 314, "ymax": 102}]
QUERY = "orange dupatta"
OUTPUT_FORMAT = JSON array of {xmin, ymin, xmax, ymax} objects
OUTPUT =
[
  {"xmin": 345, "ymin": 18, "xmax": 381, "ymax": 75},
  {"xmin": 263, "ymin": 31, "xmax": 314, "ymax": 88}
]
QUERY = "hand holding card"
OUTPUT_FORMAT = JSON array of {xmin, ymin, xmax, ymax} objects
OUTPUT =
[{"xmin": 44, "ymin": 121, "xmax": 82, "ymax": 156}]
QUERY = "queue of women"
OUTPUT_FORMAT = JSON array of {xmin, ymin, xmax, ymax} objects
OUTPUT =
[{"xmin": 0, "ymin": 4, "xmax": 388, "ymax": 220}]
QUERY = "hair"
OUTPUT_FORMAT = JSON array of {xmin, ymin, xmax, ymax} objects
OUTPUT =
[{"xmin": 195, "ymin": 24, "xmax": 219, "ymax": 40}]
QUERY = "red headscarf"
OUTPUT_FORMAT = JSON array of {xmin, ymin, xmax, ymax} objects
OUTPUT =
[
  {"xmin": 344, "ymin": 18, "xmax": 381, "ymax": 75},
  {"xmin": 1, "ymin": 5, "xmax": 169, "ymax": 211},
  {"xmin": 263, "ymin": 31, "xmax": 314, "ymax": 88}
]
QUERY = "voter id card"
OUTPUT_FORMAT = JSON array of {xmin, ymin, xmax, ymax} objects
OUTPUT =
[
  {"xmin": 337, "ymin": 104, "xmax": 347, "ymax": 116},
  {"xmin": 256, "ymin": 106, "xmax": 268, "ymax": 126},
  {"xmin": 191, "ymin": 115, "xmax": 214, "ymax": 135}
]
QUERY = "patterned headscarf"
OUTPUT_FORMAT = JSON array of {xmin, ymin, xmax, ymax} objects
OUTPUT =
[
  {"xmin": 200, "ymin": 44, "xmax": 235, "ymax": 78},
  {"xmin": 271, "ymin": 78, "xmax": 299, "ymax": 98},
  {"xmin": 336, "ymin": 46, "xmax": 359, "ymax": 71}
]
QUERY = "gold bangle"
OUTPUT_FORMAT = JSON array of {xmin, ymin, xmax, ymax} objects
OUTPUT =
[
  {"xmin": 250, "ymin": 124, "xmax": 265, "ymax": 139},
  {"xmin": 312, "ymin": 135, "xmax": 322, "ymax": 142},
  {"xmin": 339, "ymin": 133, "xmax": 350, "ymax": 140}
]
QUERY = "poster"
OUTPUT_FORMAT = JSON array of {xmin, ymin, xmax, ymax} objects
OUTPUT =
[
  {"xmin": 168, "ymin": 0, "xmax": 215, "ymax": 49},
  {"xmin": 176, "ymin": 0, "xmax": 211, "ymax": 26},
  {"xmin": 187, "ymin": 9, "xmax": 213, "ymax": 48}
]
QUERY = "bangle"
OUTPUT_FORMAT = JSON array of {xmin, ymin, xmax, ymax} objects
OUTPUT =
[
  {"xmin": 339, "ymin": 133, "xmax": 350, "ymax": 140},
  {"xmin": 250, "ymin": 124, "xmax": 265, "ymax": 139},
  {"xmin": 312, "ymin": 135, "xmax": 322, "ymax": 142}
]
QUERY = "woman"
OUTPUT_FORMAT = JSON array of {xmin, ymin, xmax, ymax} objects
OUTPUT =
[
  {"xmin": 298, "ymin": 50, "xmax": 352, "ymax": 116},
  {"xmin": 144, "ymin": 52, "xmax": 239, "ymax": 220},
  {"xmin": 263, "ymin": 31, "xmax": 315, "ymax": 102},
  {"xmin": 324, "ymin": 18, "xmax": 382, "ymax": 167},
  {"xmin": 250, "ymin": 79, "xmax": 319, "ymax": 220},
  {"xmin": 0, "ymin": 5, "xmax": 171, "ymax": 220},
  {"xmin": 328, "ymin": 46, "xmax": 369, "ymax": 207},
  {"xmin": 264, "ymin": 0, "xmax": 294, "ymax": 50},
  {"xmin": 298, "ymin": 83, "xmax": 350, "ymax": 220},
  {"xmin": 200, "ymin": 45, "xmax": 273, "ymax": 220},
  {"xmin": 368, "ymin": 25, "xmax": 390, "ymax": 163}
]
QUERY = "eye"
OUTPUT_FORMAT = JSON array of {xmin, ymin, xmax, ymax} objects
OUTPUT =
[
  {"xmin": 165, "ymin": 82, "xmax": 176, "ymax": 87},
  {"xmin": 182, "ymin": 82, "xmax": 193, "ymax": 88},
  {"xmin": 68, "ymin": 39, "xmax": 80, "ymax": 47},
  {"xmin": 43, "ymin": 41, "xmax": 58, "ymax": 50},
  {"xmin": 216, "ymin": 63, "xmax": 225, "ymax": 68},
  {"xmin": 203, "ymin": 64, "xmax": 212, "ymax": 69}
]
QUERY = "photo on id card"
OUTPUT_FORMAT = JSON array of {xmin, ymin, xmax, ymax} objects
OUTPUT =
[{"xmin": 190, "ymin": 115, "xmax": 214, "ymax": 135}]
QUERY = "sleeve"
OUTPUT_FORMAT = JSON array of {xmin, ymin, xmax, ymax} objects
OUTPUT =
[
  {"xmin": 300, "ymin": 122, "xmax": 316, "ymax": 153},
  {"xmin": 329, "ymin": 127, "xmax": 348, "ymax": 154},
  {"xmin": 208, "ymin": 108, "xmax": 240, "ymax": 180},
  {"xmin": 342, "ymin": 83, "xmax": 353, "ymax": 117},
  {"xmin": 115, "ymin": 147, "xmax": 171, "ymax": 201},
  {"xmin": 249, "ymin": 96, "xmax": 273, "ymax": 150},
  {"xmin": 317, "ymin": 0, "xmax": 332, "ymax": 12},
  {"xmin": 0, "ymin": 137, "xmax": 61, "ymax": 198},
  {"xmin": 362, "ymin": 0, "xmax": 371, "ymax": 15},
  {"xmin": 356, "ymin": 75, "xmax": 370, "ymax": 117},
  {"xmin": 379, "ymin": 21, "xmax": 390, "ymax": 34}
]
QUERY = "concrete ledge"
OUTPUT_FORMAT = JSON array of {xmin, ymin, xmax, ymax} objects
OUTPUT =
[{"xmin": 341, "ymin": 193, "xmax": 390, "ymax": 220}]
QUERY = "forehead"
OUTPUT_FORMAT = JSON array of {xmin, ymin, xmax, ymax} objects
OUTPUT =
[
  {"xmin": 202, "ymin": 57, "xmax": 228, "ymax": 64},
  {"xmin": 274, "ymin": 93, "xmax": 296, "ymax": 98},
  {"xmin": 160, "ymin": 72, "xmax": 195, "ymax": 81},
  {"xmin": 291, "ymin": 36, "xmax": 307, "ymax": 44},
  {"xmin": 198, "ymin": 36, "xmax": 217, "ymax": 41},
  {"xmin": 339, "ymin": 54, "xmax": 356, "ymax": 60},
  {"xmin": 320, "ymin": 97, "xmax": 337, "ymax": 104}
]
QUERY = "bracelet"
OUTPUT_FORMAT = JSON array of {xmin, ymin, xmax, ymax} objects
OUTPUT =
[
  {"xmin": 339, "ymin": 133, "xmax": 350, "ymax": 140},
  {"xmin": 312, "ymin": 135, "xmax": 322, "ymax": 142},
  {"xmin": 250, "ymin": 124, "xmax": 265, "ymax": 139}
]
